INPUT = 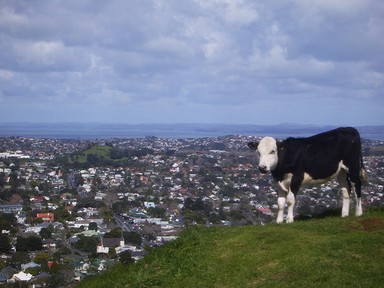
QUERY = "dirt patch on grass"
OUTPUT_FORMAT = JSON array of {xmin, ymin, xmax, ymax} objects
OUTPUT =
[
  {"xmin": 361, "ymin": 218, "xmax": 384, "ymax": 232},
  {"xmin": 347, "ymin": 217, "xmax": 384, "ymax": 232}
]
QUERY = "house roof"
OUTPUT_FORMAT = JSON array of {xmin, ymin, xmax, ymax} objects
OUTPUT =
[
  {"xmin": 21, "ymin": 261, "xmax": 41, "ymax": 271},
  {"xmin": 0, "ymin": 273, "xmax": 8, "ymax": 282},
  {"xmin": 100, "ymin": 237, "xmax": 122, "ymax": 248},
  {"xmin": 12, "ymin": 271, "xmax": 33, "ymax": 281},
  {"xmin": 31, "ymin": 272, "xmax": 50, "ymax": 281},
  {"xmin": 0, "ymin": 266, "xmax": 18, "ymax": 277}
]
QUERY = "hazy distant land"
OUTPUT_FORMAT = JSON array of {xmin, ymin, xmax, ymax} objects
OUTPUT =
[{"xmin": 0, "ymin": 122, "xmax": 383, "ymax": 140}]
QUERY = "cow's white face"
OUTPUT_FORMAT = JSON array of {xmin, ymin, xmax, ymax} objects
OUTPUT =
[{"xmin": 257, "ymin": 137, "xmax": 279, "ymax": 173}]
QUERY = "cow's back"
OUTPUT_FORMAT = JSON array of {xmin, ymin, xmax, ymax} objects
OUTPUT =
[
  {"xmin": 307, "ymin": 127, "xmax": 361, "ymax": 161},
  {"xmin": 275, "ymin": 127, "xmax": 362, "ymax": 181}
]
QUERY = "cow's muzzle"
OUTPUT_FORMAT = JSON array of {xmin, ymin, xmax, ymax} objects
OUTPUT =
[{"xmin": 259, "ymin": 165, "xmax": 268, "ymax": 174}]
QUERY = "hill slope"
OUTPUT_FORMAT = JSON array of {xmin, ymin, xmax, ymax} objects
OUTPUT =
[{"xmin": 77, "ymin": 211, "xmax": 384, "ymax": 288}]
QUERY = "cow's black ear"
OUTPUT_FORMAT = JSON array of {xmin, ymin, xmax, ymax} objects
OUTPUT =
[
  {"xmin": 276, "ymin": 141, "xmax": 284, "ymax": 151},
  {"xmin": 248, "ymin": 142, "xmax": 258, "ymax": 150}
]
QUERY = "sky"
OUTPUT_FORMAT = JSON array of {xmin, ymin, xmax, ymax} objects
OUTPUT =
[{"xmin": 0, "ymin": 0, "xmax": 383, "ymax": 126}]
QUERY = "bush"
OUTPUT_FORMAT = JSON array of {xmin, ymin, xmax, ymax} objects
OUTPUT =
[{"xmin": 119, "ymin": 251, "xmax": 134, "ymax": 265}]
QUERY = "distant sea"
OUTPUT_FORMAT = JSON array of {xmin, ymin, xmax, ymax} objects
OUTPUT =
[{"xmin": 0, "ymin": 123, "xmax": 383, "ymax": 140}]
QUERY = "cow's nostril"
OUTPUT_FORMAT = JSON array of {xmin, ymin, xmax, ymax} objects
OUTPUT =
[{"xmin": 259, "ymin": 165, "xmax": 267, "ymax": 174}]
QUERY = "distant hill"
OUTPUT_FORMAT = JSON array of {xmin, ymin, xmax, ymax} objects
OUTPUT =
[
  {"xmin": 0, "ymin": 122, "xmax": 383, "ymax": 140},
  {"xmin": 71, "ymin": 145, "xmax": 113, "ymax": 164},
  {"xmin": 77, "ymin": 210, "xmax": 384, "ymax": 288},
  {"xmin": 66, "ymin": 144, "xmax": 156, "ymax": 168}
]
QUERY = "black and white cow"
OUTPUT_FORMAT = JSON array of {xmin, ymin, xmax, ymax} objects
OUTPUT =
[{"xmin": 248, "ymin": 127, "xmax": 366, "ymax": 223}]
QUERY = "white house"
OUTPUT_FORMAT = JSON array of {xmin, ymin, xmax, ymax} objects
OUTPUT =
[
  {"xmin": 97, "ymin": 237, "xmax": 125, "ymax": 254},
  {"xmin": 10, "ymin": 271, "xmax": 33, "ymax": 282}
]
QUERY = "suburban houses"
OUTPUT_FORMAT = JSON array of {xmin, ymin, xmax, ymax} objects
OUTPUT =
[{"xmin": 0, "ymin": 135, "xmax": 383, "ymax": 286}]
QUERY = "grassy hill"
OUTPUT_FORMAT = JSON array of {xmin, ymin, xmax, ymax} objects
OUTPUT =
[
  {"xmin": 71, "ymin": 145, "xmax": 113, "ymax": 163},
  {"xmin": 77, "ymin": 210, "xmax": 384, "ymax": 288},
  {"xmin": 68, "ymin": 144, "xmax": 154, "ymax": 167}
]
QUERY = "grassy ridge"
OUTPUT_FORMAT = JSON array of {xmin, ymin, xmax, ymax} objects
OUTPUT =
[
  {"xmin": 77, "ymin": 210, "xmax": 384, "ymax": 288},
  {"xmin": 71, "ymin": 145, "xmax": 113, "ymax": 163}
]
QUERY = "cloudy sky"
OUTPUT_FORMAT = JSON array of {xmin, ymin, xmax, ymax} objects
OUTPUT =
[{"xmin": 0, "ymin": 0, "xmax": 383, "ymax": 126}]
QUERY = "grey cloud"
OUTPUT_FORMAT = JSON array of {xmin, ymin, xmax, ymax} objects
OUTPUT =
[
  {"xmin": 0, "ymin": 38, "xmax": 91, "ymax": 73},
  {"xmin": 0, "ymin": 0, "xmax": 383, "ymax": 125}
]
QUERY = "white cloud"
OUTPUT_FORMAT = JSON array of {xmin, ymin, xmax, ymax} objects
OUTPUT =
[
  {"xmin": 223, "ymin": 0, "xmax": 259, "ymax": 25},
  {"xmin": 0, "ymin": 69, "xmax": 13, "ymax": 80}
]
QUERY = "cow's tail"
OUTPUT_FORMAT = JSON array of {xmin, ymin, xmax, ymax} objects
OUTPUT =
[
  {"xmin": 360, "ymin": 167, "xmax": 367, "ymax": 183},
  {"xmin": 359, "ymin": 152, "xmax": 368, "ymax": 184}
]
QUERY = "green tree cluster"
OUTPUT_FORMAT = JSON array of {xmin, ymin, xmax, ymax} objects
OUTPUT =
[
  {"xmin": 73, "ymin": 235, "xmax": 99, "ymax": 253},
  {"xmin": 182, "ymin": 197, "xmax": 212, "ymax": 225},
  {"xmin": 123, "ymin": 231, "xmax": 142, "ymax": 246},
  {"xmin": 16, "ymin": 235, "xmax": 43, "ymax": 252}
]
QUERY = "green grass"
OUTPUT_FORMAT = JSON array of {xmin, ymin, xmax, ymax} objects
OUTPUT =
[
  {"xmin": 71, "ymin": 145, "xmax": 113, "ymax": 163},
  {"xmin": 77, "ymin": 210, "xmax": 384, "ymax": 288}
]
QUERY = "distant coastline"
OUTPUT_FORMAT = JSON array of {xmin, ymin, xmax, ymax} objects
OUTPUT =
[{"xmin": 0, "ymin": 122, "xmax": 383, "ymax": 140}]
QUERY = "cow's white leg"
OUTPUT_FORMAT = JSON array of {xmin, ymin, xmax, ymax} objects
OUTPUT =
[
  {"xmin": 286, "ymin": 191, "xmax": 295, "ymax": 223},
  {"xmin": 276, "ymin": 182, "xmax": 289, "ymax": 224},
  {"xmin": 338, "ymin": 170, "xmax": 350, "ymax": 217},
  {"xmin": 355, "ymin": 194, "xmax": 363, "ymax": 216},
  {"xmin": 342, "ymin": 189, "xmax": 350, "ymax": 217},
  {"xmin": 351, "ymin": 179, "xmax": 363, "ymax": 217},
  {"xmin": 277, "ymin": 197, "xmax": 286, "ymax": 224}
]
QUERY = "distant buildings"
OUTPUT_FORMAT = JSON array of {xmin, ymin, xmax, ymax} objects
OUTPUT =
[
  {"xmin": 0, "ymin": 135, "xmax": 383, "ymax": 285},
  {"xmin": 0, "ymin": 204, "xmax": 23, "ymax": 213}
]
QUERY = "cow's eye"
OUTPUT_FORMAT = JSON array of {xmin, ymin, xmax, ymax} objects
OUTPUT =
[{"xmin": 270, "ymin": 150, "xmax": 276, "ymax": 154}]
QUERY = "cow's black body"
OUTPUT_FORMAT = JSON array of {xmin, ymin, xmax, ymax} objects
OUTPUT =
[{"xmin": 272, "ymin": 127, "xmax": 364, "ymax": 197}]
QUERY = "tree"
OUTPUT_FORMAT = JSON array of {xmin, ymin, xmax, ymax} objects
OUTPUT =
[
  {"xmin": 53, "ymin": 246, "xmax": 71, "ymax": 261},
  {"xmin": 184, "ymin": 197, "xmax": 194, "ymax": 210},
  {"xmin": 46, "ymin": 273, "xmax": 66, "ymax": 288},
  {"xmin": 30, "ymin": 236, "xmax": 43, "ymax": 251},
  {"xmin": 119, "ymin": 251, "xmax": 134, "ymax": 265},
  {"xmin": 54, "ymin": 206, "xmax": 75, "ymax": 222},
  {"xmin": 104, "ymin": 227, "xmax": 122, "ymax": 238},
  {"xmin": 123, "ymin": 231, "xmax": 142, "ymax": 246},
  {"xmin": 208, "ymin": 212, "xmax": 221, "ymax": 225},
  {"xmin": 0, "ymin": 212, "xmax": 17, "ymax": 233},
  {"xmin": 0, "ymin": 188, "xmax": 12, "ymax": 201},
  {"xmin": 77, "ymin": 197, "xmax": 105, "ymax": 209},
  {"xmin": 0, "ymin": 259, "xmax": 6, "ymax": 270},
  {"xmin": 10, "ymin": 252, "xmax": 31, "ymax": 268},
  {"xmin": 183, "ymin": 210, "xmax": 206, "ymax": 225},
  {"xmin": 147, "ymin": 207, "xmax": 166, "ymax": 219},
  {"xmin": 40, "ymin": 226, "xmax": 53, "ymax": 239},
  {"xmin": 25, "ymin": 266, "xmax": 41, "ymax": 276},
  {"xmin": 88, "ymin": 222, "xmax": 98, "ymax": 231},
  {"xmin": 15, "ymin": 236, "xmax": 28, "ymax": 252},
  {"xmin": 0, "ymin": 234, "xmax": 11, "ymax": 253},
  {"xmin": 34, "ymin": 252, "xmax": 49, "ymax": 271},
  {"xmin": 34, "ymin": 217, "xmax": 44, "ymax": 225},
  {"xmin": 8, "ymin": 171, "xmax": 20, "ymax": 188},
  {"xmin": 73, "ymin": 173, "xmax": 85, "ymax": 187},
  {"xmin": 16, "ymin": 236, "xmax": 42, "ymax": 252},
  {"xmin": 108, "ymin": 247, "xmax": 117, "ymax": 259},
  {"xmin": 0, "ymin": 172, "xmax": 6, "ymax": 187},
  {"xmin": 73, "ymin": 235, "xmax": 98, "ymax": 253},
  {"xmin": 100, "ymin": 206, "xmax": 114, "ymax": 221}
]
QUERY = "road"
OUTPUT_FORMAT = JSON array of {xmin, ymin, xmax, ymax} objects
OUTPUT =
[{"xmin": 113, "ymin": 215, "xmax": 134, "ymax": 232}]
